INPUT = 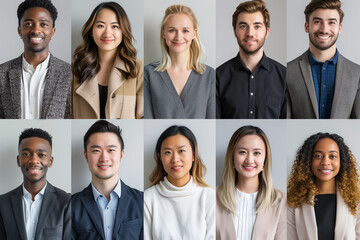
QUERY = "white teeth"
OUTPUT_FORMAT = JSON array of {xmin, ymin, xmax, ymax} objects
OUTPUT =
[
  {"xmin": 319, "ymin": 169, "xmax": 332, "ymax": 173},
  {"xmin": 172, "ymin": 166, "xmax": 182, "ymax": 169},
  {"xmin": 318, "ymin": 35, "xmax": 329, "ymax": 39}
]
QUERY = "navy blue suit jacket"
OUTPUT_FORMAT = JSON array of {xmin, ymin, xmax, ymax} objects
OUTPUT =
[{"xmin": 71, "ymin": 180, "xmax": 143, "ymax": 240}]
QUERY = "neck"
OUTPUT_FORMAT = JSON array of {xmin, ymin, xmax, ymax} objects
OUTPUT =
[
  {"xmin": 169, "ymin": 50, "xmax": 190, "ymax": 71},
  {"xmin": 23, "ymin": 50, "xmax": 49, "ymax": 70},
  {"xmin": 98, "ymin": 49, "xmax": 117, "ymax": 67},
  {"xmin": 239, "ymin": 48, "xmax": 264, "ymax": 73},
  {"xmin": 236, "ymin": 175, "xmax": 259, "ymax": 193},
  {"xmin": 23, "ymin": 178, "xmax": 46, "ymax": 200},
  {"xmin": 316, "ymin": 179, "xmax": 336, "ymax": 194},
  {"xmin": 168, "ymin": 174, "xmax": 191, "ymax": 187},
  {"xmin": 92, "ymin": 175, "xmax": 119, "ymax": 201},
  {"xmin": 309, "ymin": 44, "xmax": 337, "ymax": 62}
]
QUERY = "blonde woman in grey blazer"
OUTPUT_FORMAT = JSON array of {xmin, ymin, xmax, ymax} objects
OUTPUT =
[{"xmin": 216, "ymin": 126, "xmax": 286, "ymax": 240}]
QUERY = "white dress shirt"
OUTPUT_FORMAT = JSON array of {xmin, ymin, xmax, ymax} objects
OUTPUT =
[
  {"xmin": 22, "ymin": 183, "xmax": 47, "ymax": 240},
  {"xmin": 21, "ymin": 54, "xmax": 50, "ymax": 119}
]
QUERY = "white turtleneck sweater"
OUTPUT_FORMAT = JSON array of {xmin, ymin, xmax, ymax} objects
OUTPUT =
[{"xmin": 144, "ymin": 176, "xmax": 215, "ymax": 240}]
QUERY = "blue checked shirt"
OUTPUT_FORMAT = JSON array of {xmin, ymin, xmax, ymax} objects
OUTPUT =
[
  {"xmin": 91, "ymin": 180, "xmax": 121, "ymax": 240},
  {"xmin": 308, "ymin": 50, "xmax": 338, "ymax": 119}
]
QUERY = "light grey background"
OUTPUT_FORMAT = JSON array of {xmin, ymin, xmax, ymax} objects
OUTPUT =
[
  {"xmin": 0, "ymin": 0, "xmax": 71, "ymax": 64},
  {"xmin": 144, "ymin": 0, "xmax": 216, "ymax": 68},
  {"xmin": 144, "ymin": 120, "xmax": 216, "ymax": 189},
  {"xmin": 287, "ymin": 0, "xmax": 360, "ymax": 63},
  {"xmin": 0, "ymin": 120, "xmax": 71, "ymax": 194},
  {"xmin": 72, "ymin": 0, "xmax": 144, "ymax": 61},
  {"xmin": 216, "ymin": 120, "xmax": 287, "ymax": 193},
  {"xmin": 287, "ymin": 120, "xmax": 360, "ymax": 176},
  {"xmin": 216, "ymin": 0, "xmax": 287, "ymax": 67},
  {"xmin": 71, "ymin": 119, "xmax": 144, "ymax": 194}
]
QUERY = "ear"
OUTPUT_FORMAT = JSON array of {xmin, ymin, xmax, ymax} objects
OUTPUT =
[
  {"xmin": 265, "ymin": 27, "xmax": 269, "ymax": 39},
  {"xmin": 84, "ymin": 149, "xmax": 88, "ymax": 162},
  {"xmin": 49, "ymin": 156, "xmax": 54, "ymax": 168},
  {"xmin": 305, "ymin": 22, "xmax": 309, "ymax": 33},
  {"xmin": 17, "ymin": 155, "xmax": 21, "ymax": 167},
  {"xmin": 192, "ymin": 28, "xmax": 197, "ymax": 40},
  {"xmin": 18, "ymin": 27, "xmax": 21, "ymax": 38},
  {"xmin": 50, "ymin": 27, "xmax": 56, "ymax": 38},
  {"xmin": 120, "ymin": 149, "xmax": 124, "ymax": 162},
  {"xmin": 339, "ymin": 23, "xmax": 342, "ymax": 34}
]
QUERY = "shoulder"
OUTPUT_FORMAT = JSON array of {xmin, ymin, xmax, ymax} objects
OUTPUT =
[
  {"xmin": 49, "ymin": 55, "xmax": 70, "ymax": 69},
  {"xmin": 144, "ymin": 185, "xmax": 158, "ymax": 200},
  {"xmin": 70, "ymin": 185, "xmax": 90, "ymax": 203},
  {"xmin": 0, "ymin": 56, "xmax": 22, "ymax": 72},
  {"xmin": 287, "ymin": 51, "xmax": 308, "ymax": 67},
  {"xmin": 121, "ymin": 180, "xmax": 143, "ymax": 200},
  {"xmin": 203, "ymin": 65, "xmax": 215, "ymax": 75},
  {"xmin": 339, "ymin": 54, "xmax": 360, "ymax": 71},
  {"xmin": 0, "ymin": 186, "xmax": 20, "ymax": 201},
  {"xmin": 266, "ymin": 57, "xmax": 286, "ymax": 72},
  {"xmin": 145, "ymin": 62, "xmax": 160, "ymax": 72},
  {"xmin": 135, "ymin": 58, "xmax": 144, "ymax": 71},
  {"xmin": 50, "ymin": 184, "xmax": 71, "ymax": 202},
  {"xmin": 217, "ymin": 56, "xmax": 237, "ymax": 72}
]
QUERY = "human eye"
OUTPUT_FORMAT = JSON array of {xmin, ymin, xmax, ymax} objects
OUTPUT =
[
  {"xmin": 313, "ymin": 153, "xmax": 322, "ymax": 159},
  {"xmin": 239, "ymin": 150, "xmax": 246, "ymax": 155},
  {"xmin": 24, "ymin": 22, "xmax": 32, "ymax": 27},
  {"xmin": 164, "ymin": 150, "xmax": 172, "ymax": 155},
  {"xmin": 40, "ymin": 22, "xmax": 48, "ymax": 28},
  {"xmin": 239, "ymin": 24, "xmax": 246, "ymax": 29},
  {"xmin": 329, "ymin": 154, "xmax": 337, "ymax": 159},
  {"xmin": 38, "ymin": 153, "xmax": 47, "ymax": 158},
  {"xmin": 169, "ymin": 29, "xmax": 175, "ymax": 33},
  {"xmin": 96, "ymin": 24, "xmax": 104, "ymax": 28},
  {"xmin": 254, "ymin": 151, "xmax": 261, "ymax": 156},
  {"xmin": 255, "ymin": 25, "xmax": 262, "ymax": 29},
  {"xmin": 179, "ymin": 149, "xmax": 186, "ymax": 153},
  {"xmin": 22, "ymin": 152, "xmax": 31, "ymax": 157},
  {"xmin": 183, "ymin": 29, "xmax": 189, "ymax": 33},
  {"xmin": 109, "ymin": 148, "xmax": 116, "ymax": 152},
  {"xmin": 92, "ymin": 149, "xmax": 100, "ymax": 153},
  {"xmin": 112, "ymin": 25, "xmax": 119, "ymax": 29}
]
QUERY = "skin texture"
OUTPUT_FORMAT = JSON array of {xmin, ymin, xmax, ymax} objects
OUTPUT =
[
  {"xmin": 311, "ymin": 138, "xmax": 340, "ymax": 194},
  {"xmin": 17, "ymin": 137, "xmax": 53, "ymax": 199},
  {"xmin": 234, "ymin": 134, "xmax": 265, "ymax": 192},
  {"xmin": 18, "ymin": 7, "xmax": 55, "ymax": 65},
  {"xmin": 91, "ymin": 8, "xmax": 122, "ymax": 55},
  {"xmin": 159, "ymin": 134, "xmax": 194, "ymax": 187},
  {"xmin": 234, "ymin": 11, "xmax": 269, "ymax": 55}
]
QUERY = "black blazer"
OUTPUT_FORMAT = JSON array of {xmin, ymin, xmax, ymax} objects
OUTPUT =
[
  {"xmin": 71, "ymin": 180, "xmax": 143, "ymax": 240},
  {"xmin": 0, "ymin": 182, "xmax": 71, "ymax": 240}
]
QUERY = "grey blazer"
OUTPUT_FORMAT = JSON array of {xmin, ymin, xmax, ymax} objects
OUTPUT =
[
  {"xmin": 286, "ymin": 51, "xmax": 360, "ymax": 118},
  {"xmin": 0, "ymin": 54, "xmax": 71, "ymax": 119},
  {"xmin": 0, "ymin": 182, "xmax": 71, "ymax": 240}
]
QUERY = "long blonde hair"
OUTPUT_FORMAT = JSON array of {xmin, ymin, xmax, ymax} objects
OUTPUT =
[
  {"xmin": 217, "ymin": 126, "xmax": 282, "ymax": 213},
  {"xmin": 155, "ymin": 5, "xmax": 206, "ymax": 74}
]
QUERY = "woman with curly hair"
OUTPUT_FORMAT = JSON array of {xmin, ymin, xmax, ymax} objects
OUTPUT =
[
  {"xmin": 72, "ymin": 2, "xmax": 143, "ymax": 119},
  {"xmin": 287, "ymin": 132, "xmax": 360, "ymax": 239},
  {"xmin": 216, "ymin": 126, "xmax": 286, "ymax": 239},
  {"xmin": 144, "ymin": 125, "xmax": 215, "ymax": 239},
  {"xmin": 144, "ymin": 5, "xmax": 215, "ymax": 119}
]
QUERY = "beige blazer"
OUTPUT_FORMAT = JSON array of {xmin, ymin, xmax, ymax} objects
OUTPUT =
[
  {"xmin": 216, "ymin": 192, "xmax": 286, "ymax": 240},
  {"xmin": 287, "ymin": 191, "xmax": 360, "ymax": 240},
  {"xmin": 72, "ymin": 57, "xmax": 144, "ymax": 119}
]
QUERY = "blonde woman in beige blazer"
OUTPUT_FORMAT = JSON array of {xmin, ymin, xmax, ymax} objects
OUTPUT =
[
  {"xmin": 216, "ymin": 126, "xmax": 286, "ymax": 240},
  {"xmin": 72, "ymin": 2, "xmax": 143, "ymax": 119},
  {"xmin": 287, "ymin": 133, "xmax": 360, "ymax": 240}
]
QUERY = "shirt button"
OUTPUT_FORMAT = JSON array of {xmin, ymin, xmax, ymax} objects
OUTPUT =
[
  {"xmin": 323, "ymin": 85, "xmax": 326, "ymax": 88},
  {"xmin": 251, "ymin": 75, "xmax": 254, "ymax": 79},
  {"xmin": 250, "ymin": 92, "xmax": 254, "ymax": 96},
  {"xmin": 323, "ymin": 67, "xmax": 326, "ymax": 70},
  {"xmin": 111, "ymin": 93, "xmax": 115, "ymax": 98},
  {"xmin": 106, "ymin": 207, "xmax": 109, "ymax": 210},
  {"xmin": 250, "ymin": 111, "xmax": 253, "ymax": 114}
]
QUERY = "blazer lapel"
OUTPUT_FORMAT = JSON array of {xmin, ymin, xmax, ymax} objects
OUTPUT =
[
  {"xmin": 35, "ymin": 183, "xmax": 56, "ymax": 239},
  {"xmin": 112, "ymin": 181, "xmax": 130, "ymax": 236},
  {"xmin": 75, "ymin": 75, "xmax": 100, "ymax": 118},
  {"xmin": 300, "ymin": 204, "xmax": 318, "ymax": 240},
  {"xmin": 334, "ymin": 190, "xmax": 350, "ymax": 240},
  {"xmin": 107, "ymin": 57, "xmax": 126, "ymax": 118},
  {"xmin": 10, "ymin": 185, "xmax": 27, "ymax": 240},
  {"xmin": 8, "ymin": 56, "xmax": 22, "ymax": 118},
  {"xmin": 80, "ymin": 185, "xmax": 105, "ymax": 239},
  {"xmin": 298, "ymin": 52, "xmax": 319, "ymax": 118},
  {"xmin": 331, "ymin": 54, "xmax": 345, "ymax": 118}
]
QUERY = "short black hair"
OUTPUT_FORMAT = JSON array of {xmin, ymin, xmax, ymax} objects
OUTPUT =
[
  {"xmin": 83, "ymin": 120, "xmax": 124, "ymax": 151},
  {"xmin": 19, "ymin": 128, "xmax": 52, "ymax": 148},
  {"xmin": 17, "ymin": 0, "xmax": 58, "ymax": 27}
]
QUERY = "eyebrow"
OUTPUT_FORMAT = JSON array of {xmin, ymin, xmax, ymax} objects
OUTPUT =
[
  {"xmin": 236, "ymin": 147, "xmax": 263, "ymax": 151},
  {"xmin": 21, "ymin": 148, "xmax": 47, "ymax": 152},
  {"xmin": 162, "ymin": 145, "xmax": 188, "ymax": 150},
  {"xmin": 313, "ymin": 150, "xmax": 338, "ymax": 153},
  {"xmin": 95, "ymin": 20, "xmax": 119, "ymax": 24},
  {"xmin": 312, "ymin": 17, "xmax": 338, "ymax": 22},
  {"xmin": 238, "ymin": 22, "xmax": 263, "ymax": 25},
  {"xmin": 23, "ymin": 19, "xmax": 50, "ymax": 23},
  {"xmin": 90, "ymin": 145, "xmax": 118, "ymax": 148}
]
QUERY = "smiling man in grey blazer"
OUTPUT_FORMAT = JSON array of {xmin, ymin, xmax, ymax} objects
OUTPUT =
[
  {"xmin": 287, "ymin": 0, "xmax": 360, "ymax": 119},
  {"xmin": 0, "ymin": 0, "xmax": 71, "ymax": 119},
  {"xmin": 0, "ymin": 128, "xmax": 70, "ymax": 240}
]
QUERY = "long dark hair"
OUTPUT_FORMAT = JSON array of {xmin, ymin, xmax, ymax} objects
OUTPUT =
[{"xmin": 72, "ymin": 2, "xmax": 137, "ymax": 84}]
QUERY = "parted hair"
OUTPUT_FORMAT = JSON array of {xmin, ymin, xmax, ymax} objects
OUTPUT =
[
  {"xmin": 72, "ymin": 2, "xmax": 137, "ymax": 84},
  {"xmin": 217, "ymin": 126, "xmax": 282, "ymax": 214},
  {"xmin": 304, "ymin": 0, "xmax": 344, "ymax": 23},
  {"xmin": 149, "ymin": 125, "xmax": 208, "ymax": 187},
  {"xmin": 155, "ymin": 5, "xmax": 206, "ymax": 74},
  {"xmin": 287, "ymin": 133, "xmax": 360, "ymax": 216},
  {"xmin": 232, "ymin": 0, "xmax": 270, "ymax": 30}
]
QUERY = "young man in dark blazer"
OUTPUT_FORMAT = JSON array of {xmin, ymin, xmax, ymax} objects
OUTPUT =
[
  {"xmin": 0, "ymin": 0, "xmax": 71, "ymax": 119},
  {"xmin": 71, "ymin": 120, "xmax": 143, "ymax": 240},
  {"xmin": 0, "ymin": 128, "xmax": 71, "ymax": 239},
  {"xmin": 287, "ymin": 0, "xmax": 360, "ymax": 119}
]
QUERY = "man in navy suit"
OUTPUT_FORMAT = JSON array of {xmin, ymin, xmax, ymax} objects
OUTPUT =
[{"xmin": 71, "ymin": 120, "xmax": 143, "ymax": 240}]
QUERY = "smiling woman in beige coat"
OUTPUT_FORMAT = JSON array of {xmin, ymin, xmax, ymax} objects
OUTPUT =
[
  {"xmin": 72, "ymin": 2, "xmax": 143, "ymax": 119},
  {"xmin": 287, "ymin": 133, "xmax": 360, "ymax": 240},
  {"xmin": 216, "ymin": 126, "xmax": 286, "ymax": 240}
]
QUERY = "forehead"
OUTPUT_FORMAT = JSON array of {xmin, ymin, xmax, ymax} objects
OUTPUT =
[
  {"xmin": 237, "ymin": 11, "xmax": 264, "ymax": 24},
  {"xmin": 161, "ymin": 134, "xmax": 191, "ymax": 148},
  {"xmin": 95, "ymin": 8, "xmax": 119, "ymax": 22},
  {"xmin": 309, "ymin": 8, "xmax": 340, "ymax": 21},
  {"xmin": 19, "ymin": 137, "xmax": 51, "ymax": 150},
  {"xmin": 21, "ymin": 7, "xmax": 52, "ymax": 22},
  {"xmin": 87, "ymin": 132, "xmax": 121, "ymax": 147},
  {"xmin": 165, "ymin": 14, "xmax": 193, "ymax": 27},
  {"xmin": 237, "ymin": 134, "xmax": 265, "ymax": 148},
  {"xmin": 314, "ymin": 138, "xmax": 339, "ymax": 151}
]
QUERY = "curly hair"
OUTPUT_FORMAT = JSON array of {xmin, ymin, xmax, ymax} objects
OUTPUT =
[
  {"xmin": 287, "ymin": 132, "xmax": 360, "ymax": 216},
  {"xmin": 19, "ymin": 128, "xmax": 52, "ymax": 148},
  {"xmin": 72, "ymin": 2, "xmax": 137, "ymax": 84},
  {"xmin": 17, "ymin": 0, "xmax": 58, "ymax": 27},
  {"xmin": 149, "ymin": 125, "xmax": 208, "ymax": 187}
]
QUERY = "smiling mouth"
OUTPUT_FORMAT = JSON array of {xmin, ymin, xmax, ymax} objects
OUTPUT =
[
  {"xmin": 27, "ymin": 167, "xmax": 42, "ymax": 174},
  {"xmin": 171, "ymin": 166, "xmax": 183, "ymax": 171},
  {"xmin": 244, "ymin": 39, "xmax": 257, "ymax": 44},
  {"xmin": 243, "ymin": 165, "xmax": 256, "ymax": 171},
  {"xmin": 101, "ymin": 39, "xmax": 114, "ymax": 43},
  {"xmin": 98, "ymin": 165, "xmax": 111, "ymax": 170},
  {"xmin": 318, "ymin": 169, "xmax": 334, "ymax": 174},
  {"xmin": 29, "ymin": 36, "xmax": 44, "ymax": 44}
]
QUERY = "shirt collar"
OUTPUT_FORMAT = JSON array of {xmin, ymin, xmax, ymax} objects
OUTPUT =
[
  {"xmin": 91, "ymin": 179, "xmax": 121, "ymax": 201},
  {"xmin": 308, "ymin": 49, "xmax": 338, "ymax": 65},
  {"xmin": 22, "ymin": 182, "xmax": 47, "ymax": 200},
  {"xmin": 22, "ymin": 53, "xmax": 50, "ymax": 73},
  {"xmin": 236, "ymin": 52, "xmax": 270, "ymax": 71}
]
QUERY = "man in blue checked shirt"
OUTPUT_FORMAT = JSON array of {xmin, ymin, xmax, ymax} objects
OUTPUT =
[{"xmin": 71, "ymin": 120, "xmax": 143, "ymax": 240}]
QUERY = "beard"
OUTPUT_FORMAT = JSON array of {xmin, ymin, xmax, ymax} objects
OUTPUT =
[
  {"xmin": 309, "ymin": 31, "xmax": 339, "ymax": 51},
  {"xmin": 238, "ymin": 35, "xmax": 266, "ymax": 55}
]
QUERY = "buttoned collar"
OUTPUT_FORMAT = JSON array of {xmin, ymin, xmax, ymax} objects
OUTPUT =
[
  {"xmin": 236, "ymin": 52, "xmax": 271, "ymax": 72},
  {"xmin": 22, "ymin": 182, "xmax": 47, "ymax": 200},
  {"xmin": 308, "ymin": 49, "xmax": 338, "ymax": 65},
  {"xmin": 91, "ymin": 179, "xmax": 121, "ymax": 201},
  {"xmin": 22, "ymin": 53, "xmax": 50, "ymax": 73}
]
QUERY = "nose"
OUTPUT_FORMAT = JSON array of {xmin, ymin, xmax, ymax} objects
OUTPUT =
[
  {"xmin": 321, "ymin": 156, "xmax": 330, "ymax": 165},
  {"xmin": 320, "ymin": 23, "xmax": 329, "ymax": 33},
  {"xmin": 28, "ymin": 154, "xmax": 40, "ymax": 164},
  {"xmin": 100, "ymin": 151, "xmax": 109, "ymax": 161},
  {"xmin": 175, "ymin": 30, "xmax": 181, "ymax": 40},
  {"xmin": 244, "ymin": 153, "xmax": 254, "ymax": 164},
  {"xmin": 246, "ymin": 26, "xmax": 254, "ymax": 37},
  {"xmin": 30, "ymin": 23, "xmax": 41, "ymax": 34},
  {"xmin": 171, "ymin": 152, "xmax": 180, "ymax": 163},
  {"xmin": 102, "ymin": 26, "xmax": 112, "ymax": 37}
]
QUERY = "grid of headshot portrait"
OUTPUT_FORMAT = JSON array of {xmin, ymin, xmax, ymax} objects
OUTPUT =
[{"xmin": 0, "ymin": 0, "xmax": 360, "ymax": 239}]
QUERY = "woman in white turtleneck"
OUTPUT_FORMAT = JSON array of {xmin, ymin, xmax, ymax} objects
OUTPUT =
[
  {"xmin": 144, "ymin": 125, "xmax": 215, "ymax": 240},
  {"xmin": 216, "ymin": 126, "xmax": 286, "ymax": 240}
]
